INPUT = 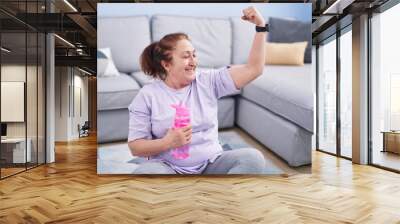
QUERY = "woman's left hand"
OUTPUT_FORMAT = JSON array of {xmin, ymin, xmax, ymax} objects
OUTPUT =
[{"xmin": 241, "ymin": 6, "xmax": 265, "ymax": 27}]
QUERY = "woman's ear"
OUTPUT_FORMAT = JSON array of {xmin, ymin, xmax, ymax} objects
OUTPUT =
[{"xmin": 161, "ymin": 60, "xmax": 169, "ymax": 72}]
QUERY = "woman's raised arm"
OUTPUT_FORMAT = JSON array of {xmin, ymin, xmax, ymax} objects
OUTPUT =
[{"xmin": 228, "ymin": 6, "xmax": 266, "ymax": 89}]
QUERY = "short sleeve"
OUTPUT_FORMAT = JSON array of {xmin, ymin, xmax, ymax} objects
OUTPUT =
[
  {"xmin": 200, "ymin": 66, "xmax": 241, "ymax": 99},
  {"xmin": 127, "ymin": 90, "xmax": 152, "ymax": 142}
]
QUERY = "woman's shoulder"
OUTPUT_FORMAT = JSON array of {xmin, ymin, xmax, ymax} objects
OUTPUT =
[
  {"xmin": 195, "ymin": 68, "xmax": 213, "ymax": 82},
  {"xmin": 138, "ymin": 80, "xmax": 163, "ymax": 95},
  {"xmin": 130, "ymin": 81, "xmax": 162, "ymax": 105},
  {"xmin": 195, "ymin": 67, "xmax": 229, "ymax": 83},
  {"xmin": 196, "ymin": 67, "xmax": 229, "ymax": 76},
  {"xmin": 129, "ymin": 81, "xmax": 162, "ymax": 110},
  {"xmin": 196, "ymin": 67, "xmax": 213, "ymax": 76}
]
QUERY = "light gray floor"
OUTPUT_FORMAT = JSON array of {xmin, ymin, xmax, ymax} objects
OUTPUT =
[{"xmin": 97, "ymin": 129, "xmax": 290, "ymax": 175}]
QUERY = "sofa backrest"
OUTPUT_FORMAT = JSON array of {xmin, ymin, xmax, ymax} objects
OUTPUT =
[
  {"xmin": 268, "ymin": 17, "xmax": 312, "ymax": 63},
  {"xmin": 230, "ymin": 17, "xmax": 254, "ymax": 65},
  {"xmin": 151, "ymin": 15, "xmax": 232, "ymax": 68},
  {"xmin": 98, "ymin": 16, "xmax": 151, "ymax": 73},
  {"xmin": 98, "ymin": 15, "xmax": 310, "ymax": 74}
]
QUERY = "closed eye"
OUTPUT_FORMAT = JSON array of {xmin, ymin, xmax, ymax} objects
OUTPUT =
[{"xmin": 182, "ymin": 50, "xmax": 196, "ymax": 58}]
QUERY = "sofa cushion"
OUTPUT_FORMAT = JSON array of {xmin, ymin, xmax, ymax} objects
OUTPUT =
[
  {"xmin": 241, "ymin": 64, "xmax": 314, "ymax": 132},
  {"xmin": 98, "ymin": 74, "xmax": 140, "ymax": 110},
  {"xmin": 98, "ymin": 16, "xmax": 151, "ymax": 73},
  {"xmin": 131, "ymin": 71, "xmax": 156, "ymax": 87},
  {"xmin": 268, "ymin": 17, "xmax": 312, "ymax": 63},
  {"xmin": 231, "ymin": 17, "xmax": 253, "ymax": 64},
  {"xmin": 265, "ymin": 42, "xmax": 308, "ymax": 66},
  {"xmin": 152, "ymin": 15, "xmax": 231, "ymax": 68},
  {"xmin": 97, "ymin": 48, "xmax": 120, "ymax": 77}
]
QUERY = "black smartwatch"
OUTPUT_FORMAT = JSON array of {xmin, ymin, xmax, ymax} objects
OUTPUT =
[{"xmin": 255, "ymin": 24, "xmax": 269, "ymax": 32}]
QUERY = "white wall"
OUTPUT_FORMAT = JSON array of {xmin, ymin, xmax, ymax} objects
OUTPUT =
[
  {"xmin": 1, "ymin": 65, "xmax": 38, "ymax": 138},
  {"xmin": 71, "ymin": 73, "xmax": 89, "ymax": 138},
  {"xmin": 1, "ymin": 65, "xmax": 26, "ymax": 132},
  {"xmin": 55, "ymin": 67, "xmax": 89, "ymax": 141},
  {"xmin": 55, "ymin": 67, "xmax": 69, "ymax": 141},
  {"xmin": 74, "ymin": 74, "xmax": 89, "ymax": 122}
]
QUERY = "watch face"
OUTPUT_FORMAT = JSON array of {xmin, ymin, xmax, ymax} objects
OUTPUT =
[{"xmin": 256, "ymin": 25, "xmax": 267, "ymax": 32}]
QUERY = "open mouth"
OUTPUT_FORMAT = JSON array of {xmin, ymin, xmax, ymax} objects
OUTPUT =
[{"xmin": 185, "ymin": 67, "xmax": 196, "ymax": 72}]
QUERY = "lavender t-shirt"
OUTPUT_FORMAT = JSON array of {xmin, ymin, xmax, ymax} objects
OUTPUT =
[{"xmin": 128, "ymin": 66, "xmax": 240, "ymax": 174}]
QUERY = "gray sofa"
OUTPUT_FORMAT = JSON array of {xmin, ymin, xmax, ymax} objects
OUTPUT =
[{"xmin": 97, "ymin": 15, "xmax": 313, "ymax": 167}]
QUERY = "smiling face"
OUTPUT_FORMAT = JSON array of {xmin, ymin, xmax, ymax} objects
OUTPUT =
[{"xmin": 162, "ymin": 39, "xmax": 198, "ymax": 88}]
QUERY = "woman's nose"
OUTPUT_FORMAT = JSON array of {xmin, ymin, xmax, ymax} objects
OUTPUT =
[{"xmin": 189, "ymin": 55, "xmax": 197, "ymax": 64}]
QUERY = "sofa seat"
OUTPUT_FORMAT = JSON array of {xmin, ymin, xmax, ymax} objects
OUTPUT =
[
  {"xmin": 241, "ymin": 64, "xmax": 314, "ymax": 133},
  {"xmin": 236, "ymin": 98, "xmax": 311, "ymax": 166},
  {"xmin": 98, "ymin": 73, "xmax": 141, "ymax": 111}
]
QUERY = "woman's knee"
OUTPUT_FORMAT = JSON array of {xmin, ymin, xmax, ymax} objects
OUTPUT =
[
  {"xmin": 242, "ymin": 148, "xmax": 265, "ymax": 167},
  {"xmin": 228, "ymin": 148, "xmax": 265, "ymax": 174},
  {"xmin": 133, "ymin": 162, "xmax": 176, "ymax": 174}
]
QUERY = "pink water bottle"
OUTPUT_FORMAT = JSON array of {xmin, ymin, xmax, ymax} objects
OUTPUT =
[{"xmin": 170, "ymin": 103, "xmax": 191, "ymax": 159}]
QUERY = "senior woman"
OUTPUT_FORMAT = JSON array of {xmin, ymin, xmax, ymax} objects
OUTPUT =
[{"xmin": 128, "ymin": 6, "xmax": 267, "ymax": 174}]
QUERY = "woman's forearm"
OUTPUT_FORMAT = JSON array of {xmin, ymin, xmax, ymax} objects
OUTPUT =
[
  {"xmin": 128, "ymin": 138, "xmax": 170, "ymax": 157},
  {"xmin": 129, "ymin": 125, "xmax": 192, "ymax": 157},
  {"xmin": 228, "ymin": 7, "xmax": 267, "ymax": 89},
  {"xmin": 247, "ymin": 31, "xmax": 266, "ymax": 75}
]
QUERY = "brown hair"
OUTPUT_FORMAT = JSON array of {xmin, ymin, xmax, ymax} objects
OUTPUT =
[{"xmin": 140, "ymin": 32, "xmax": 189, "ymax": 80}]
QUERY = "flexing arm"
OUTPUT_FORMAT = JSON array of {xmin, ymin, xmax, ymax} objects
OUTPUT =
[{"xmin": 229, "ymin": 6, "xmax": 266, "ymax": 89}]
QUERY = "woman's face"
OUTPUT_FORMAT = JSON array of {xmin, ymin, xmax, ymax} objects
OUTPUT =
[{"xmin": 163, "ymin": 39, "xmax": 198, "ymax": 86}]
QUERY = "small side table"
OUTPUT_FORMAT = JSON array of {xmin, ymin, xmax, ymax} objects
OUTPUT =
[{"xmin": 381, "ymin": 131, "xmax": 400, "ymax": 154}]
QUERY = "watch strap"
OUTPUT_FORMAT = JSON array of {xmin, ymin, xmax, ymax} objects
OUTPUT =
[{"xmin": 255, "ymin": 24, "xmax": 269, "ymax": 32}]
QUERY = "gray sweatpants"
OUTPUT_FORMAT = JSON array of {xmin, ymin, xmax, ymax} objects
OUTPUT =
[{"xmin": 133, "ymin": 148, "xmax": 266, "ymax": 174}]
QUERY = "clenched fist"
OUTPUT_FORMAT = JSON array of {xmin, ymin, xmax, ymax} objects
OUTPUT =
[
  {"xmin": 163, "ymin": 125, "xmax": 192, "ymax": 149},
  {"xmin": 241, "ymin": 6, "xmax": 265, "ymax": 27}
]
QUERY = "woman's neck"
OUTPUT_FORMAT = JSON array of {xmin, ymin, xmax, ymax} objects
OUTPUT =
[{"xmin": 164, "ymin": 76, "xmax": 187, "ymax": 90}]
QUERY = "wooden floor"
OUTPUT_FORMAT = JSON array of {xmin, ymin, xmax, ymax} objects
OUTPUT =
[
  {"xmin": 1, "ymin": 163, "xmax": 46, "ymax": 178},
  {"xmin": 0, "ymin": 167, "xmax": 26, "ymax": 178},
  {"xmin": 1, "ymin": 134, "xmax": 400, "ymax": 223}
]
